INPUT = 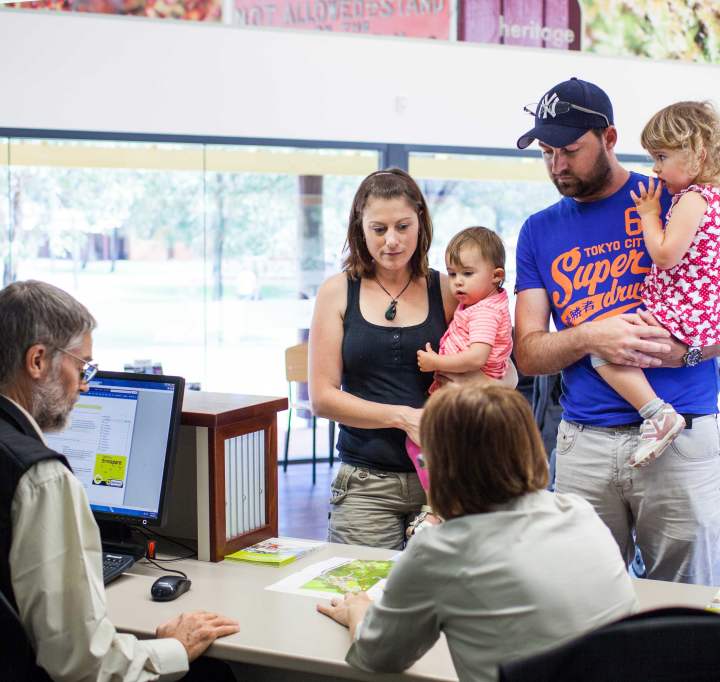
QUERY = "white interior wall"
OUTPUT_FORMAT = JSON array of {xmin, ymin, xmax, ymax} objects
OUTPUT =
[{"xmin": 0, "ymin": 9, "xmax": 718, "ymax": 154}]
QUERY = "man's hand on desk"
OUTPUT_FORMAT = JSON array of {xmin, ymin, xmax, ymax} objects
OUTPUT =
[
  {"xmin": 156, "ymin": 611, "xmax": 240, "ymax": 662},
  {"xmin": 317, "ymin": 592, "xmax": 372, "ymax": 639}
]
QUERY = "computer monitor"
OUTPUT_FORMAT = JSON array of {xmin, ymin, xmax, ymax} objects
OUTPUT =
[{"xmin": 45, "ymin": 371, "xmax": 184, "ymax": 552}]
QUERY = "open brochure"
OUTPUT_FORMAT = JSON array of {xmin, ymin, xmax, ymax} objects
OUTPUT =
[
  {"xmin": 266, "ymin": 556, "xmax": 399, "ymax": 599},
  {"xmin": 225, "ymin": 537, "xmax": 325, "ymax": 566}
]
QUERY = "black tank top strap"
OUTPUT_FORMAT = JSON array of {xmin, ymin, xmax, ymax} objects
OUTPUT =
[
  {"xmin": 426, "ymin": 268, "xmax": 446, "ymax": 328},
  {"xmin": 344, "ymin": 274, "xmax": 361, "ymax": 323}
]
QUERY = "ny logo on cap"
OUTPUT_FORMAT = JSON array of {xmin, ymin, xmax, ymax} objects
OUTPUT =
[{"xmin": 538, "ymin": 93, "xmax": 559, "ymax": 119}]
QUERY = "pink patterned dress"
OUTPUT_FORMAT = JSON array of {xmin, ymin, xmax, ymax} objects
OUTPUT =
[{"xmin": 643, "ymin": 184, "xmax": 720, "ymax": 347}]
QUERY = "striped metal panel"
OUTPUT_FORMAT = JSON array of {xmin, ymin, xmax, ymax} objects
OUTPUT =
[{"xmin": 224, "ymin": 430, "xmax": 266, "ymax": 539}]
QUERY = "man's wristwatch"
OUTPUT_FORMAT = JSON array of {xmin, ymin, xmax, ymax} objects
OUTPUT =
[{"xmin": 682, "ymin": 346, "xmax": 703, "ymax": 367}]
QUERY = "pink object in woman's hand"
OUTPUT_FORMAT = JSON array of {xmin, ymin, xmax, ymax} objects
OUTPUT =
[{"xmin": 405, "ymin": 436, "xmax": 429, "ymax": 491}]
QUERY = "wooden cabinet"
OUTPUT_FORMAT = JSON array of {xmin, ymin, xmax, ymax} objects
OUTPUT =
[{"xmin": 163, "ymin": 391, "xmax": 288, "ymax": 562}]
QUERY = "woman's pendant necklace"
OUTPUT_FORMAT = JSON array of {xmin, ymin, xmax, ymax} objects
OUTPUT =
[{"xmin": 375, "ymin": 275, "xmax": 413, "ymax": 321}]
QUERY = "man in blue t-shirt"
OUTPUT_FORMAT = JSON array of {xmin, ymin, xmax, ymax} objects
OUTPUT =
[{"xmin": 514, "ymin": 77, "xmax": 720, "ymax": 585}]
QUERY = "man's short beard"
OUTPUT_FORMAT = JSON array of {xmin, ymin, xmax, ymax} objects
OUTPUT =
[
  {"xmin": 552, "ymin": 146, "xmax": 613, "ymax": 199},
  {"xmin": 32, "ymin": 363, "xmax": 76, "ymax": 432}
]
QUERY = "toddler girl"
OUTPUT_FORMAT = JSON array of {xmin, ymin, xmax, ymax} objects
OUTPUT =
[
  {"xmin": 594, "ymin": 101, "xmax": 720, "ymax": 467},
  {"xmin": 405, "ymin": 226, "xmax": 512, "ymax": 529}
]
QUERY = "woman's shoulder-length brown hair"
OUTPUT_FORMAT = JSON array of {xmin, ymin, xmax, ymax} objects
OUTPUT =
[
  {"xmin": 342, "ymin": 168, "xmax": 433, "ymax": 279},
  {"xmin": 420, "ymin": 384, "xmax": 549, "ymax": 520}
]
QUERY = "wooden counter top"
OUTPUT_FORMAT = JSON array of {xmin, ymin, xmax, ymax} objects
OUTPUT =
[{"xmin": 181, "ymin": 391, "xmax": 288, "ymax": 428}]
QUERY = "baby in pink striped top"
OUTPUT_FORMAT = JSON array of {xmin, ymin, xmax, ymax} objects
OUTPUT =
[
  {"xmin": 406, "ymin": 227, "xmax": 512, "ymax": 530},
  {"xmin": 419, "ymin": 226, "xmax": 513, "ymax": 390}
]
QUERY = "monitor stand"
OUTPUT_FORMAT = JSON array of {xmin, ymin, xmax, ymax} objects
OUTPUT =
[{"xmin": 97, "ymin": 519, "xmax": 146, "ymax": 560}]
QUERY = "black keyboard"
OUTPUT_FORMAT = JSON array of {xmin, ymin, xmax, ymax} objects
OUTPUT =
[{"xmin": 102, "ymin": 552, "xmax": 136, "ymax": 585}]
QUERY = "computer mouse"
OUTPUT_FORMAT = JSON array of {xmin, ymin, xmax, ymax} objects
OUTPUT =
[{"xmin": 150, "ymin": 575, "xmax": 191, "ymax": 602}]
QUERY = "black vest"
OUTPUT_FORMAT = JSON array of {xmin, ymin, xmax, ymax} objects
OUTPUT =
[{"xmin": 0, "ymin": 395, "xmax": 70, "ymax": 682}]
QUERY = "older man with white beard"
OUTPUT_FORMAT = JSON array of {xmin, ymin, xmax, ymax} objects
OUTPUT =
[{"xmin": 0, "ymin": 280, "xmax": 239, "ymax": 681}]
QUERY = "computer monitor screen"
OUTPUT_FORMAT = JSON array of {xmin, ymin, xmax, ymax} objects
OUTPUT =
[{"xmin": 45, "ymin": 371, "xmax": 184, "ymax": 526}]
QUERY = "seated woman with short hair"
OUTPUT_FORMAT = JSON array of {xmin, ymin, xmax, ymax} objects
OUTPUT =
[{"xmin": 318, "ymin": 384, "xmax": 637, "ymax": 681}]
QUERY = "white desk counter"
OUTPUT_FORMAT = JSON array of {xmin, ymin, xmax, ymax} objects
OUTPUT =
[
  {"xmin": 106, "ymin": 541, "xmax": 719, "ymax": 681},
  {"xmin": 107, "ymin": 542, "xmax": 457, "ymax": 681},
  {"xmin": 633, "ymin": 576, "xmax": 717, "ymax": 610}
]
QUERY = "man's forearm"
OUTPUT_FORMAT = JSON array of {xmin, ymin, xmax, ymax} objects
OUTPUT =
[{"xmin": 516, "ymin": 326, "xmax": 590, "ymax": 376}]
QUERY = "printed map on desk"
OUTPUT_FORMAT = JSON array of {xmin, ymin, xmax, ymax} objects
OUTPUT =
[{"xmin": 266, "ymin": 556, "xmax": 397, "ymax": 600}]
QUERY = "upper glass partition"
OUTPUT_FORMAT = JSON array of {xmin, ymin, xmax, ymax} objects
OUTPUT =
[
  {"xmin": 2, "ymin": 137, "xmax": 380, "ymax": 396},
  {"xmin": 201, "ymin": 144, "xmax": 378, "ymax": 393},
  {"xmin": 8, "ymin": 138, "xmax": 206, "ymax": 385},
  {"xmin": 0, "ymin": 139, "xmax": 9, "ymax": 287}
]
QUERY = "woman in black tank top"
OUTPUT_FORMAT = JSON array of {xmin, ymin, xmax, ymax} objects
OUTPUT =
[{"xmin": 309, "ymin": 169, "xmax": 456, "ymax": 550}]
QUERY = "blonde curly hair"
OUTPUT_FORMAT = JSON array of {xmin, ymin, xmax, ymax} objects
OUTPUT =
[{"xmin": 641, "ymin": 101, "xmax": 720, "ymax": 183}]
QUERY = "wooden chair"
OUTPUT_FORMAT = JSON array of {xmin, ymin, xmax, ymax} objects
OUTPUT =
[{"xmin": 283, "ymin": 342, "xmax": 335, "ymax": 484}]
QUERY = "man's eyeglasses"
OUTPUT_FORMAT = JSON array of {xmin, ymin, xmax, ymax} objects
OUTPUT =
[
  {"xmin": 523, "ymin": 101, "xmax": 610, "ymax": 128},
  {"xmin": 57, "ymin": 347, "xmax": 98, "ymax": 383}
]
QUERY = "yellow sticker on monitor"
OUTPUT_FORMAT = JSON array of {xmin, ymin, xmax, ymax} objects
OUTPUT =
[{"xmin": 92, "ymin": 454, "xmax": 127, "ymax": 487}]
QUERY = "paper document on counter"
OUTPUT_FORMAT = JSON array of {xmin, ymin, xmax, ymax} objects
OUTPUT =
[{"xmin": 266, "ymin": 556, "xmax": 398, "ymax": 600}]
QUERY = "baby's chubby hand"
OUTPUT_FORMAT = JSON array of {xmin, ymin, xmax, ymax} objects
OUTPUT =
[
  {"xmin": 417, "ymin": 342, "xmax": 439, "ymax": 372},
  {"xmin": 630, "ymin": 177, "xmax": 663, "ymax": 218}
]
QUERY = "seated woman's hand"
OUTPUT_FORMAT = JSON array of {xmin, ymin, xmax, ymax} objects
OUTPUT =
[{"xmin": 317, "ymin": 592, "xmax": 372, "ymax": 636}]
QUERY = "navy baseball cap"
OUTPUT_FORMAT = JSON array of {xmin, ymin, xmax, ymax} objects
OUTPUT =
[{"xmin": 516, "ymin": 77, "xmax": 614, "ymax": 149}]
